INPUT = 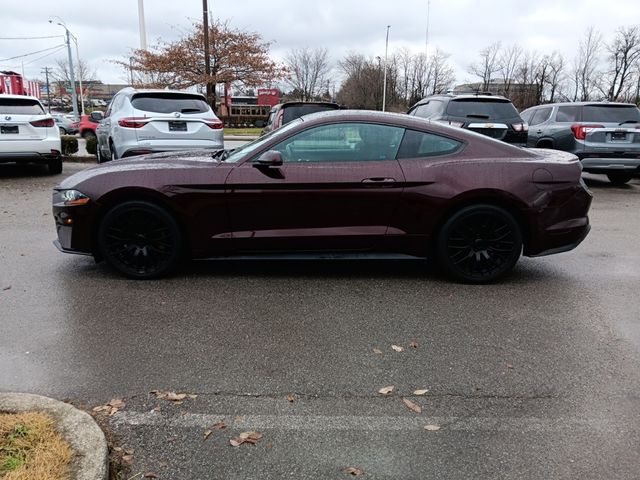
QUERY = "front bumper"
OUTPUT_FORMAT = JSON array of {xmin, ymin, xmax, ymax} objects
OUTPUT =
[{"xmin": 52, "ymin": 191, "xmax": 96, "ymax": 255}]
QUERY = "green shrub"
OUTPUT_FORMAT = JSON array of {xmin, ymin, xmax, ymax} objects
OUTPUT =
[
  {"xmin": 85, "ymin": 136, "xmax": 97, "ymax": 155},
  {"xmin": 60, "ymin": 135, "xmax": 78, "ymax": 156}
]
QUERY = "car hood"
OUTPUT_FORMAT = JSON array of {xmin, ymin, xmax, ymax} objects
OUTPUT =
[{"xmin": 58, "ymin": 150, "xmax": 227, "ymax": 190}]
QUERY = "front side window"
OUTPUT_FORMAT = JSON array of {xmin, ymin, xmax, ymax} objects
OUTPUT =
[
  {"xmin": 397, "ymin": 130, "xmax": 463, "ymax": 159},
  {"xmin": 271, "ymin": 123, "xmax": 404, "ymax": 163}
]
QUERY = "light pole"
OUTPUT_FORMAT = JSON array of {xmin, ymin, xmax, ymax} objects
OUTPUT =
[
  {"xmin": 382, "ymin": 25, "xmax": 391, "ymax": 112},
  {"xmin": 49, "ymin": 18, "xmax": 79, "ymax": 121}
]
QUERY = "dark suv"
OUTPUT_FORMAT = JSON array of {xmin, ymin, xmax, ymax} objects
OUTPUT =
[
  {"xmin": 520, "ymin": 102, "xmax": 640, "ymax": 185},
  {"xmin": 407, "ymin": 94, "xmax": 528, "ymax": 146},
  {"xmin": 261, "ymin": 101, "xmax": 341, "ymax": 135}
]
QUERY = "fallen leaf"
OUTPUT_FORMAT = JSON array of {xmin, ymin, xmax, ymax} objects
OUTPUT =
[
  {"xmin": 391, "ymin": 345, "xmax": 404, "ymax": 352},
  {"xmin": 424, "ymin": 425, "xmax": 441, "ymax": 431},
  {"xmin": 378, "ymin": 385, "xmax": 395, "ymax": 395},
  {"xmin": 159, "ymin": 461, "xmax": 169, "ymax": 468},
  {"xmin": 505, "ymin": 363, "xmax": 514, "ymax": 369},
  {"xmin": 413, "ymin": 389, "xmax": 429, "ymax": 396},
  {"xmin": 144, "ymin": 473, "xmax": 158, "ymax": 479},
  {"xmin": 210, "ymin": 421, "xmax": 227, "ymax": 430},
  {"xmin": 230, "ymin": 430, "xmax": 263, "ymax": 447},
  {"xmin": 2, "ymin": 285, "xmax": 11, "ymax": 291},
  {"xmin": 92, "ymin": 398, "xmax": 126, "ymax": 416},
  {"xmin": 343, "ymin": 466, "xmax": 364, "ymax": 476},
  {"xmin": 113, "ymin": 447, "xmax": 123, "ymax": 453},
  {"xmin": 203, "ymin": 430, "xmax": 213, "ymax": 441},
  {"xmin": 409, "ymin": 341, "xmax": 419, "ymax": 349},
  {"xmin": 402, "ymin": 398, "xmax": 422, "ymax": 414},
  {"xmin": 286, "ymin": 394, "xmax": 295, "ymax": 403},
  {"xmin": 234, "ymin": 415, "xmax": 244, "ymax": 422},
  {"xmin": 125, "ymin": 449, "xmax": 135, "ymax": 455},
  {"xmin": 150, "ymin": 390, "xmax": 193, "ymax": 403},
  {"xmin": 121, "ymin": 454, "xmax": 134, "ymax": 465},
  {"xmin": 372, "ymin": 348, "xmax": 383, "ymax": 355}
]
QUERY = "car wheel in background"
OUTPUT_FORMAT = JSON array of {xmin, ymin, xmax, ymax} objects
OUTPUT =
[
  {"xmin": 109, "ymin": 141, "xmax": 118, "ymax": 161},
  {"xmin": 47, "ymin": 157, "xmax": 63, "ymax": 175},
  {"xmin": 436, "ymin": 204, "xmax": 522, "ymax": 283},
  {"xmin": 98, "ymin": 201, "xmax": 183, "ymax": 279},
  {"xmin": 59, "ymin": 127, "xmax": 67, "ymax": 135},
  {"xmin": 96, "ymin": 144, "xmax": 107, "ymax": 164},
  {"xmin": 606, "ymin": 172, "xmax": 633, "ymax": 185},
  {"xmin": 82, "ymin": 130, "xmax": 96, "ymax": 139}
]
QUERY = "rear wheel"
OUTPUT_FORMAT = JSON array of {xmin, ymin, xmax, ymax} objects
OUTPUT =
[
  {"xmin": 47, "ymin": 157, "xmax": 63, "ymax": 175},
  {"xmin": 436, "ymin": 205, "xmax": 522, "ymax": 283},
  {"xmin": 98, "ymin": 201, "xmax": 183, "ymax": 279},
  {"xmin": 109, "ymin": 141, "xmax": 118, "ymax": 161},
  {"xmin": 606, "ymin": 172, "xmax": 633, "ymax": 185},
  {"xmin": 59, "ymin": 127, "xmax": 67, "ymax": 135}
]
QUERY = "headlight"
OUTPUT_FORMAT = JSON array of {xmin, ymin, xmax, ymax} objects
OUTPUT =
[{"xmin": 60, "ymin": 189, "xmax": 91, "ymax": 206}]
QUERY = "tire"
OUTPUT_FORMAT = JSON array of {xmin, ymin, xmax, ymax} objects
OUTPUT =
[
  {"xmin": 109, "ymin": 141, "xmax": 118, "ymax": 161},
  {"xmin": 47, "ymin": 157, "xmax": 63, "ymax": 175},
  {"xmin": 96, "ymin": 143, "xmax": 107, "ymax": 163},
  {"xmin": 606, "ymin": 172, "xmax": 633, "ymax": 185},
  {"xmin": 436, "ymin": 204, "xmax": 522, "ymax": 283},
  {"xmin": 97, "ymin": 201, "xmax": 183, "ymax": 279},
  {"xmin": 59, "ymin": 127, "xmax": 67, "ymax": 135},
  {"xmin": 82, "ymin": 130, "xmax": 96, "ymax": 139}
]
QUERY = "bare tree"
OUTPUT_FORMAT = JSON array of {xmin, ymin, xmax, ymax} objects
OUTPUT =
[
  {"xmin": 545, "ymin": 52, "xmax": 565, "ymax": 103},
  {"xmin": 284, "ymin": 47, "xmax": 332, "ymax": 101},
  {"xmin": 572, "ymin": 27, "xmax": 602, "ymax": 101},
  {"xmin": 604, "ymin": 26, "xmax": 640, "ymax": 101},
  {"xmin": 469, "ymin": 42, "xmax": 502, "ymax": 91},
  {"xmin": 428, "ymin": 49, "xmax": 456, "ymax": 95},
  {"xmin": 53, "ymin": 57, "xmax": 95, "ymax": 85}
]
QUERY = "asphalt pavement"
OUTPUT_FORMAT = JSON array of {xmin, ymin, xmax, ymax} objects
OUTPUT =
[{"xmin": 1, "ymin": 163, "xmax": 639, "ymax": 479}]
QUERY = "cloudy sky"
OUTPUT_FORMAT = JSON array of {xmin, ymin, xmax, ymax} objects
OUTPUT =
[{"xmin": 1, "ymin": 0, "xmax": 639, "ymax": 88}]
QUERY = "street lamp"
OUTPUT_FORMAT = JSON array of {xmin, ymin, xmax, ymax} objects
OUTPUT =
[
  {"xmin": 49, "ymin": 17, "xmax": 80, "ymax": 121},
  {"xmin": 382, "ymin": 25, "xmax": 391, "ymax": 112}
]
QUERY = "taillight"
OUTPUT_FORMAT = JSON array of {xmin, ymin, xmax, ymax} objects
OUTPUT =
[
  {"xmin": 30, "ymin": 118, "xmax": 55, "ymax": 127},
  {"xmin": 118, "ymin": 117, "xmax": 149, "ymax": 128},
  {"xmin": 512, "ymin": 122, "xmax": 529, "ymax": 132},
  {"xmin": 203, "ymin": 119, "xmax": 223, "ymax": 130},
  {"xmin": 571, "ymin": 124, "xmax": 603, "ymax": 140}
]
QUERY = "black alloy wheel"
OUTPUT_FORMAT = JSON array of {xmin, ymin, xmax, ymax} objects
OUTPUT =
[
  {"xmin": 437, "ymin": 205, "xmax": 522, "ymax": 283},
  {"xmin": 98, "ymin": 201, "xmax": 183, "ymax": 279}
]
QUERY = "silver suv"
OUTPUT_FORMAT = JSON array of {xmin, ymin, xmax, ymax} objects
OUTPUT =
[
  {"xmin": 520, "ymin": 102, "xmax": 640, "ymax": 185},
  {"xmin": 96, "ymin": 88, "xmax": 223, "ymax": 162}
]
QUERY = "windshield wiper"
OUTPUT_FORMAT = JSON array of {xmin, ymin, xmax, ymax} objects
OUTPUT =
[{"xmin": 211, "ymin": 149, "xmax": 227, "ymax": 160}]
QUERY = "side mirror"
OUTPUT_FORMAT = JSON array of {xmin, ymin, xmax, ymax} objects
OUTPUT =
[
  {"xmin": 253, "ymin": 150, "xmax": 283, "ymax": 167},
  {"xmin": 90, "ymin": 111, "xmax": 104, "ymax": 122}
]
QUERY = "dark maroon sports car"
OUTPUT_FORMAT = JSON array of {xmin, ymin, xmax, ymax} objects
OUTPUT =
[{"xmin": 53, "ymin": 110, "xmax": 592, "ymax": 283}]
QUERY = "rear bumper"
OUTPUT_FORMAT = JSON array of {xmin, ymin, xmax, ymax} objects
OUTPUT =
[
  {"xmin": 526, "ymin": 223, "xmax": 591, "ymax": 257},
  {"xmin": 0, "ymin": 151, "xmax": 61, "ymax": 163},
  {"xmin": 578, "ymin": 155, "xmax": 640, "ymax": 172},
  {"xmin": 119, "ymin": 138, "xmax": 224, "ymax": 158}
]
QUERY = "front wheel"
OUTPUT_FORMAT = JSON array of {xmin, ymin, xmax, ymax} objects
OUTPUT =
[
  {"xmin": 98, "ymin": 201, "xmax": 183, "ymax": 279},
  {"xmin": 606, "ymin": 172, "xmax": 633, "ymax": 185},
  {"xmin": 436, "ymin": 205, "xmax": 522, "ymax": 283}
]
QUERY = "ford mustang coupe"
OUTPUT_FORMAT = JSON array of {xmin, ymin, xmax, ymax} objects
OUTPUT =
[{"xmin": 53, "ymin": 110, "xmax": 592, "ymax": 283}]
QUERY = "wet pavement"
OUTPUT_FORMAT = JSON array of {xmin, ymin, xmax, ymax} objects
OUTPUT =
[{"xmin": 1, "ymin": 162, "xmax": 639, "ymax": 479}]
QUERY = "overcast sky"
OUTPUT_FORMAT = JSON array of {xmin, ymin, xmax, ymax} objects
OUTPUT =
[{"xmin": 1, "ymin": 0, "xmax": 639, "ymax": 88}]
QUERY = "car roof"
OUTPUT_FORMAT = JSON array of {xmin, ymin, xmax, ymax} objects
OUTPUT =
[
  {"xmin": 116, "ymin": 87, "xmax": 206, "ymax": 98},
  {"xmin": 277, "ymin": 101, "xmax": 341, "ymax": 108},
  {"xmin": 0, "ymin": 94, "xmax": 42, "ymax": 101},
  {"xmin": 413, "ymin": 93, "xmax": 512, "ymax": 107},
  {"xmin": 529, "ymin": 101, "xmax": 639, "ymax": 108}
]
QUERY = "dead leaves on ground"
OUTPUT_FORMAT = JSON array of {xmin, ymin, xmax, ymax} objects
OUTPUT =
[
  {"xmin": 402, "ymin": 398, "xmax": 422, "ymax": 414},
  {"xmin": 424, "ymin": 424, "xmax": 441, "ymax": 431},
  {"xmin": 230, "ymin": 430, "xmax": 263, "ymax": 447},
  {"xmin": 378, "ymin": 385, "xmax": 395, "ymax": 395},
  {"xmin": 391, "ymin": 344, "xmax": 404, "ymax": 352},
  {"xmin": 203, "ymin": 421, "xmax": 227, "ymax": 441},
  {"xmin": 413, "ymin": 389, "xmax": 429, "ymax": 396},
  {"xmin": 92, "ymin": 398, "xmax": 126, "ymax": 416},
  {"xmin": 150, "ymin": 390, "xmax": 197, "ymax": 404},
  {"xmin": 286, "ymin": 394, "xmax": 296, "ymax": 403}
]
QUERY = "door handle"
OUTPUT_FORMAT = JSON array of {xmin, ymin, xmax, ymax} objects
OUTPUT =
[
  {"xmin": 536, "ymin": 130, "xmax": 543, "ymax": 134},
  {"xmin": 362, "ymin": 178, "xmax": 396, "ymax": 187}
]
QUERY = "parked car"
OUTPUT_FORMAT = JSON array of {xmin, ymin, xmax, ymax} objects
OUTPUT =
[
  {"xmin": 261, "ymin": 101, "xmax": 341, "ymax": 135},
  {"xmin": 79, "ymin": 112, "xmax": 103, "ymax": 139},
  {"xmin": 0, "ymin": 94, "xmax": 62, "ymax": 174},
  {"xmin": 52, "ymin": 114, "xmax": 78, "ymax": 135},
  {"xmin": 407, "ymin": 93, "xmax": 528, "ymax": 146},
  {"xmin": 520, "ymin": 102, "xmax": 640, "ymax": 184},
  {"xmin": 95, "ymin": 88, "xmax": 223, "ymax": 162},
  {"xmin": 53, "ymin": 110, "xmax": 592, "ymax": 283}
]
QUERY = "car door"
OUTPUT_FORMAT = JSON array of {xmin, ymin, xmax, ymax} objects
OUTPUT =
[
  {"xmin": 527, "ymin": 107, "xmax": 553, "ymax": 146},
  {"xmin": 225, "ymin": 122, "xmax": 407, "ymax": 253}
]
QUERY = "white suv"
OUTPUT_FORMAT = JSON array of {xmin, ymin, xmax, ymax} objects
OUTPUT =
[
  {"xmin": 96, "ymin": 88, "xmax": 224, "ymax": 162},
  {"xmin": 0, "ymin": 95, "xmax": 62, "ymax": 174}
]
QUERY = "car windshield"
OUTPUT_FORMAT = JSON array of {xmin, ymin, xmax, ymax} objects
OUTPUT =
[
  {"xmin": 282, "ymin": 104, "xmax": 339, "ymax": 124},
  {"xmin": 583, "ymin": 105, "xmax": 640, "ymax": 123},
  {"xmin": 131, "ymin": 93, "xmax": 210, "ymax": 114},
  {"xmin": 446, "ymin": 99, "xmax": 519, "ymax": 120},
  {"xmin": 224, "ymin": 119, "xmax": 304, "ymax": 163},
  {"xmin": 0, "ymin": 98, "xmax": 44, "ymax": 115}
]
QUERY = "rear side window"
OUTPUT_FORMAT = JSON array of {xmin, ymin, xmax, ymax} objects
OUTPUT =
[
  {"xmin": 0, "ymin": 98, "xmax": 44, "ymax": 115},
  {"xmin": 281, "ymin": 104, "xmax": 340, "ymax": 125},
  {"xmin": 131, "ymin": 93, "xmax": 210, "ymax": 114},
  {"xmin": 530, "ymin": 107, "xmax": 552, "ymax": 126},
  {"xmin": 446, "ymin": 99, "xmax": 519, "ymax": 120},
  {"xmin": 582, "ymin": 105, "xmax": 640, "ymax": 123},
  {"xmin": 556, "ymin": 106, "xmax": 580, "ymax": 122},
  {"xmin": 410, "ymin": 100, "xmax": 444, "ymax": 118},
  {"xmin": 397, "ymin": 130, "xmax": 463, "ymax": 159}
]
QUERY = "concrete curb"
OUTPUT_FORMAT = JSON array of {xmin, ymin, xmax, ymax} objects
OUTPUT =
[{"xmin": 0, "ymin": 392, "xmax": 108, "ymax": 480}]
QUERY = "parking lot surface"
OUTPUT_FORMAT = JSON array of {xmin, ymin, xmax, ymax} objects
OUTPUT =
[{"xmin": 1, "ymin": 162, "xmax": 639, "ymax": 479}]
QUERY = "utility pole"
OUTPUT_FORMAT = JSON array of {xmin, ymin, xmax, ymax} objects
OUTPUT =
[
  {"xmin": 42, "ymin": 67, "xmax": 52, "ymax": 113},
  {"xmin": 382, "ymin": 25, "xmax": 391, "ymax": 112},
  {"xmin": 138, "ymin": 0, "xmax": 148, "ymax": 50},
  {"xmin": 202, "ymin": 0, "xmax": 214, "ymax": 110},
  {"xmin": 50, "ymin": 19, "xmax": 79, "ymax": 121}
]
